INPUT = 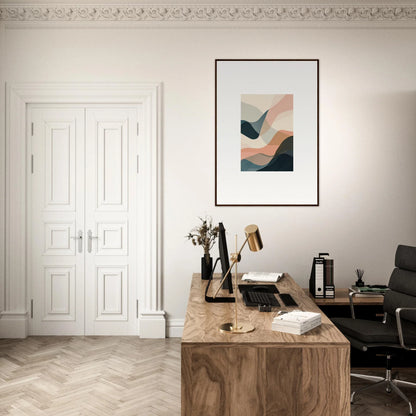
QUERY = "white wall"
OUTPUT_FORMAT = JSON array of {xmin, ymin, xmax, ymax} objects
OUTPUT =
[{"xmin": 1, "ymin": 21, "xmax": 416, "ymax": 326}]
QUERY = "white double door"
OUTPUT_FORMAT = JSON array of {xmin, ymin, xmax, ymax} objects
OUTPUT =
[{"xmin": 28, "ymin": 105, "xmax": 141, "ymax": 335}]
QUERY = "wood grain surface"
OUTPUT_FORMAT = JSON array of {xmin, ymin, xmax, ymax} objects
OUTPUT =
[
  {"xmin": 181, "ymin": 273, "xmax": 350, "ymax": 416},
  {"xmin": 182, "ymin": 273, "xmax": 350, "ymax": 345}
]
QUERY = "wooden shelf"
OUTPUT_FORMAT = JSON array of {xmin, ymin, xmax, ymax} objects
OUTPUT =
[{"xmin": 304, "ymin": 288, "xmax": 384, "ymax": 306}]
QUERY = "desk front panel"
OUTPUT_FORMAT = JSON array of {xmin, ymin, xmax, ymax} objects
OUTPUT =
[{"xmin": 182, "ymin": 343, "xmax": 349, "ymax": 416}]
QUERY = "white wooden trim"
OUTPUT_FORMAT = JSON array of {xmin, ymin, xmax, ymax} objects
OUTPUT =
[
  {"xmin": 0, "ymin": 22, "xmax": 6, "ymax": 314},
  {"xmin": 1, "ymin": 82, "xmax": 165, "ymax": 338},
  {"xmin": 0, "ymin": 312, "xmax": 28, "ymax": 338},
  {"xmin": 167, "ymin": 318, "xmax": 184, "ymax": 338},
  {"xmin": 140, "ymin": 311, "xmax": 167, "ymax": 338}
]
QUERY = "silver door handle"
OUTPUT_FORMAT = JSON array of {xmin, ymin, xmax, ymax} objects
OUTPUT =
[
  {"xmin": 87, "ymin": 230, "xmax": 98, "ymax": 253},
  {"xmin": 71, "ymin": 230, "xmax": 83, "ymax": 253}
]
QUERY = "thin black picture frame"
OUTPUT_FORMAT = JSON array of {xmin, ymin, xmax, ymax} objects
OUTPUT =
[{"xmin": 215, "ymin": 59, "xmax": 319, "ymax": 207}]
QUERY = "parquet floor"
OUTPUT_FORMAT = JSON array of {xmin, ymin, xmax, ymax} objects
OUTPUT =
[
  {"xmin": 0, "ymin": 337, "xmax": 181, "ymax": 416},
  {"xmin": 1, "ymin": 337, "xmax": 416, "ymax": 415}
]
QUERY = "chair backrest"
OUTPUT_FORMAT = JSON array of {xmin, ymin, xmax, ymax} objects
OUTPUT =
[{"xmin": 384, "ymin": 245, "xmax": 416, "ymax": 324}]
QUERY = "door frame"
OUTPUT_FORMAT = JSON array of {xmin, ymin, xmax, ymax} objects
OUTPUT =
[{"xmin": 1, "ymin": 83, "xmax": 165, "ymax": 338}]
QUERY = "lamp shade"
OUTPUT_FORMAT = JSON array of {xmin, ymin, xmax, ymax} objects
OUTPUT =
[{"xmin": 244, "ymin": 224, "xmax": 263, "ymax": 252}]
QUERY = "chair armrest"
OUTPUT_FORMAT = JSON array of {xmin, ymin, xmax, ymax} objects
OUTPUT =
[
  {"xmin": 348, "ymin": 290, "xmax": 386, "ymax": 319},
  {"xmin": 395, "ymin": 308, "xmax": 416, "ymax": 351}
]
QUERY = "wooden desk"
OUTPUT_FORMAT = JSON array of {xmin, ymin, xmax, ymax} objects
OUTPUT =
[{"xmin": 182, "ymin": 274, "xmax": 350, "ymax": 416}]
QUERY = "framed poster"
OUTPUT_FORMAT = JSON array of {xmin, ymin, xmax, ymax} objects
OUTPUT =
[{"xmin": 215, "ymin": 59, "xmax": 319, "ymax": 206}]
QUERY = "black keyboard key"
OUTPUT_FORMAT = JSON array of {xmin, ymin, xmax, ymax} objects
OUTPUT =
[
  {"xmin": 244, "ymin": 291, "xmax": 280, "ymax": 307},
  {"xmin": 279, "ymin": 293, "xmax": 298, "ymax": 307},
  {"xmin": 238, "ymin": 284, "xmax": 279, "ymax": 294}
]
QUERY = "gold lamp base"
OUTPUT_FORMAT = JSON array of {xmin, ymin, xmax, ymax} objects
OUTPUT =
[{"xmin": 219, "ymin": 322, "xmax": 255, "ymax": 334}]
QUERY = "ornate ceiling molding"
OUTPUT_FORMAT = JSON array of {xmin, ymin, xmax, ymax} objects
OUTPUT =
[{"xmin": 0, "ymin": 4, "xmax": 415, "ymax": 22}]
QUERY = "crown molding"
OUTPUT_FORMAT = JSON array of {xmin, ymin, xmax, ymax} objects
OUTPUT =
[{"xmin": 0, "ymin": 4, "xmax": 415, "ymax": 22}]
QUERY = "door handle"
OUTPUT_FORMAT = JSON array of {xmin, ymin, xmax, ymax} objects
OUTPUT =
[
  {"xmin": 71, "ymin": 230, "xmax": 83, "ymax": 253},
  {"xmin": 87, "ymin": 230, "xmax": 98, "ymax": 253}
]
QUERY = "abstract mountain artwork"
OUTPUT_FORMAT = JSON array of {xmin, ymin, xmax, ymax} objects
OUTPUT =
[{"xmin": 241, "ymin": 94, "xmax": 293, "ymax": 172}]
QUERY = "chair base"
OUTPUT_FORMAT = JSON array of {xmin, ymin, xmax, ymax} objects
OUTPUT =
[{"xmin": 351, "ymin": 366, "xmax": 416, "ymax": 416}]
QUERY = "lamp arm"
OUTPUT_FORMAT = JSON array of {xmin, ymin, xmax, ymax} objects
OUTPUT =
[{"xmin": 213, "ymin": 236, "xmax": 249, "ymax": 299}]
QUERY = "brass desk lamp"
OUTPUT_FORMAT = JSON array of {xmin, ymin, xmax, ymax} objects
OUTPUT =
[{"xmin": 213, "ymin": 224, "xmax": 263, "ymax": 334}]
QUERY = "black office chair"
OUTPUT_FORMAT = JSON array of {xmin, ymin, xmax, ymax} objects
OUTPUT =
[{"xmin": 332, "ymin": 244, "xmax": 416, "ymax": 416}]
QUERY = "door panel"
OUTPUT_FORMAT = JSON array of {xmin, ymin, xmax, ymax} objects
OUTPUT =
[
  {"xmin": 29, "ymin": 108, "xmax": 85, "ymax": 335},
  {"xmin": 44, "ymin": 266, "xmax": 75, "ymax": 319},
  {"xmin": 96, "ymin": 265, "xmax": 128, "ymax": 320},
  {"xmin": 44, "ymin": 222, "xmax": 76, "ymax": 256},
  {"xmin": 44, "ymin": 122, "xmax": 75, "ymax": 209},
  {"xmin": 85, "ymin": 108, "xmax": 138, "ymax": 335},
  {"xmin": 96, "ymin": 120, "xmax": 128, "ymax": 211},
  {"xmin": 96, "ymin": 222, "xmax": 128, "ymax": 256}
]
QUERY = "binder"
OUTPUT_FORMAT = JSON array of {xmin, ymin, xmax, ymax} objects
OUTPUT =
[
  {"xmin": 324, "ymin": 258, "xmax": 335, "ymax": 299},
  {"xmin": 309, "ymin": 253, "xmax": 334, "ymax": 299},
  {"xmin": 310, "ymin": 255, "xmax": 325, "ymax": 298}
]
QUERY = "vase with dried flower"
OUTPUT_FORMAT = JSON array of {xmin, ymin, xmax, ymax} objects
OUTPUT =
[
  {"xmin": 187, "ymin": 217, "xmax": 219, "ymax": 280},
  {"xmin": 355, "ymin": 269, "xmax": 365, "ymax": 287}
]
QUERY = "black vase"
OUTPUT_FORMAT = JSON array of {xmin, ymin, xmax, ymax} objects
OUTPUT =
[
  {"xmin": 355, "ymin": 278, "xmax": 365, "ymax": 287},
  {"xmin": 201, "ymin": 256, "xmax": 213, "ymax": 280}
]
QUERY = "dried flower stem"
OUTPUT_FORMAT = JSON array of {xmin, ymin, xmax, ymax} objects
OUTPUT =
[
  {"xmin": 355, "ymin": 269, "xmax": 364, "ymax": 280},
  {"xmin": 186, "ymin": 216, "xmax": 219, "ymax": 263}
]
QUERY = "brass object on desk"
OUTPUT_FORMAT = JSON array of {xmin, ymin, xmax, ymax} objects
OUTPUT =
[
  {"xmin": 213, "ymin": 224, "xmax": 263, "ymax": 334},
  {"xmin": 245, "ymin": 224, "xmax": 263, "ymax": 251},
  {"xmin": 219, "ymin": 237, "xmax": 254, "ymax": 334}
]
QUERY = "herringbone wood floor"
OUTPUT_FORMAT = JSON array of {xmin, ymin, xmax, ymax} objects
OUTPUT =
[
  {"xmin": 0, "ymin": 337, "xmax": 180, "ymax": 416},
  {"xmin": 1, "ymin": 337, "xmax": 416, "ymax": 415}
]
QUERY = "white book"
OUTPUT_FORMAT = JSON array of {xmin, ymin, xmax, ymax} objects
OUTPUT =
[
  {"xmin": 242, "ymin": 272, "xmax": 283, "ymax": 283},
  {"xmin": 273, "ymin": 317, "xmax": 321, "ymax": 329},
  {"xmin": 272, "ymin": 311, "xmax": 321, "ymax": 335},
  {"xmin": 271, "ymin": 321, "xmax": 321, "ymax": 335},
  {"xmin": 273, "ymin": 310, "xmax": 321, "ymax": 324}
]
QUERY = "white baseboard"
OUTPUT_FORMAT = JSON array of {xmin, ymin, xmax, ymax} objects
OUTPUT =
[
  {"xmin": 0, "ymin": 312, "xmax": 28, "ymax": 338},
  {"xmin": 167, "ymin": 319, "xmax": 184, "ymax": 338},
  {"xmin": 139, "ymin": 310, "xmax": 166, "ymax": 338},
  {"xmin": 0, "ymin": 310, "xmax": 184, "ymax": 339}
]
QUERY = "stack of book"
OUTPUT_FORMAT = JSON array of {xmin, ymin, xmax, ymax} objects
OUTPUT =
[{"xmin": 272, "ymin": 311, "xmax": 321, "ymax": 335}]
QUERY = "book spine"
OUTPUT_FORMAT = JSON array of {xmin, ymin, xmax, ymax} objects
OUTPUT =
[
  {"xmin": 324, "ymin": 259, "xmax": 334, "ymax": 298},
  {"xmin": 309, "ymin": 259, "xmax": 315, "ymax": 295},
  {"xmin": 314, "ymin": 258, "xmax": 324, "ymax": 298}
]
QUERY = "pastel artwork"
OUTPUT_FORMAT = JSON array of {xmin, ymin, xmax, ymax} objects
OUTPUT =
[{"xmin": 241, "ymin": 94, "xmax": 293, "ymax": 172}]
